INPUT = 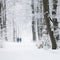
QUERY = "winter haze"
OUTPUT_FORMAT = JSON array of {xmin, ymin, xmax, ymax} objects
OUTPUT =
[{"xmin": 0, "ymin": 0, "xmax": 60, "ymax": 60}]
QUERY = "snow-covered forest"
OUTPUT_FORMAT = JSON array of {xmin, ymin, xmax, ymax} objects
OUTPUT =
[
  {"xmin": 0, "ymin": 0, "xmax": 60, "ymax": 49},
  {"xmin": 1, "ymin": 0, "xmax": 60, "ymax": 60}
]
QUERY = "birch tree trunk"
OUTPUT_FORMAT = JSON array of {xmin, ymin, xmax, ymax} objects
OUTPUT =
[
  {"xmin": 52, "ymin": 0, "xmax": 59, "ymax": 40},
  {"xmin": 52, "ymin": 0, "xmax": 58, "ymax": 28}
]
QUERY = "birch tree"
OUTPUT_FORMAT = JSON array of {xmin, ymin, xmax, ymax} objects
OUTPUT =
[{"xmin": 52, "ymin": 0, "xmax": 59, "ymax": 41}]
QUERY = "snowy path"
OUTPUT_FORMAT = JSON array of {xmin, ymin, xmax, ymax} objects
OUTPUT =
[
  {"xmin": 0, "ymin": 42, "xmax": 60, "ymax": 60},
  {"xmin": 0, "ymin": 48, "xmax": 60, "ymax": 60}
]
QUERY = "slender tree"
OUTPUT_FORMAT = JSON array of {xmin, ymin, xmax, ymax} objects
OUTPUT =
[
  {"xmin": 52, "ymin": 0, "xmax": 59, "ymax": 40},
  {"xmin": 0, "ymin": 1, "xmax": 3, "ymax": 38},
  {"xmin": 31, "ymin": 0, "xmax": 36, "ymax": 41},
  {"xmin": 37, "ymin": 0, "xmax": 43, "ymax": 40},
  {"xmin": 52, "ymin": 0, "xmax": 58, "ymax": 26}
]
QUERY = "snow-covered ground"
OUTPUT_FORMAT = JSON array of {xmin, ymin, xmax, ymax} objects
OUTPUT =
[{"xmin": 0, "ymin": 42, "xmax": 60, "ymax": 60}]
